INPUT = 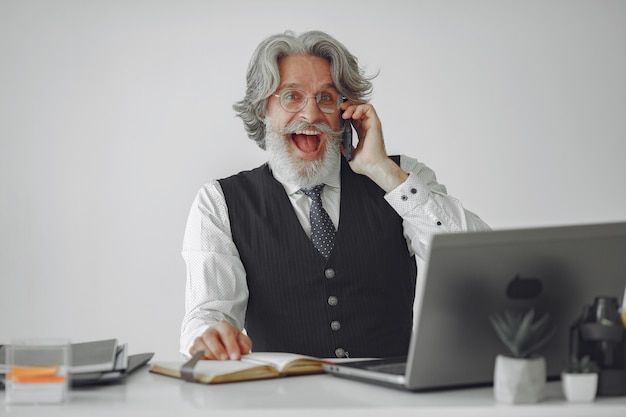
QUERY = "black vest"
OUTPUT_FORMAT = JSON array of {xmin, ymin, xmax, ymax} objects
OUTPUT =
[{"xmin": 219, "ymin": 157, "xmax": 416, "ymax": 358}]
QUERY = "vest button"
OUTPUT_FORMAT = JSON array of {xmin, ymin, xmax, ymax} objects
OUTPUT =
[
  {"xmin": 324, "ymin": 268, "xmax": 336, "ymax": 279},
  {"xmin": 330, "ymin": 320, "xmax": 341, "ymax": 331},
  {"xmin": 327, "ymin": 296, "xmax": 338, "ymax": 306},
  {"xmin": 335, "ymin": 348, "xmax": 346, "ymax": 358}
]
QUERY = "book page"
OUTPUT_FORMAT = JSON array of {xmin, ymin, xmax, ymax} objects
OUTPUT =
[
  {"xmin": 241, "ymin": 352, "xmax": 324, "ymax": 374},
  {"xmin": 71, "ymin": 339, "xmax": 118, "ymax": 373}
]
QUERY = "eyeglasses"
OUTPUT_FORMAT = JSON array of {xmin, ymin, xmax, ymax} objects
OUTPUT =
[{"xmin": 273, "ymin": 89, "xmax": 343, "ymax": 114}]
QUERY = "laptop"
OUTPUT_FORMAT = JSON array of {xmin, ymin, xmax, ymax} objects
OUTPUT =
[{"xmin": 322, "ymin": 221, "xmax": 626, "ymax": 391}]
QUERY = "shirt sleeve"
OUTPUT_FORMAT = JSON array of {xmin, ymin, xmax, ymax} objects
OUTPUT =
[
  {"xmin": 384, "ymin": 155, "xmax": 491, "ymax": 262},
  {"xmin": 180, "ymin": 180, "xmax": 249, "ymax": 357}
]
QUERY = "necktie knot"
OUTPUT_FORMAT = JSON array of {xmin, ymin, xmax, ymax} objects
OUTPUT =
[
  {"xmin": 301, "ymin": 184, "xmax": 324, "ymax": 200},
  {"xmin": 301, "ymin": 184, "xmax": 335, "ymax": 259}
]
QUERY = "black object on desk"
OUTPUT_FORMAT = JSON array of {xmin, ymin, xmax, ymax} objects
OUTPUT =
[{"xmin": 570, "ymin": 296, "xmax": 626, "ymax": 396}]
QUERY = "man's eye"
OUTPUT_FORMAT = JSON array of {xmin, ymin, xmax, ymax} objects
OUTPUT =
[
  {"xmin": 284, "ymin": 91, "xmax": 303, "ymax": 101},
  {"xmin": 319, "ymin": 92, "xmax": 335, "ymax": 102}
]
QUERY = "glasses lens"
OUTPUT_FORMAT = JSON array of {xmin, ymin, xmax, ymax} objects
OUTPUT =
[
  {"xmin": 279, "ymin": 90, "xmax": 307, "ymax": 112},
  {"xmin": 277, "ymin": 89, "xmax": 341, "ymax": 113},
  {"xmin": 316, "ymin": 91, "xmax": 341, "ymax": 114}
]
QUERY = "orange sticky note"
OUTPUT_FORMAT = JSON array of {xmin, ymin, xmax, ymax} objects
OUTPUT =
[
  {"xmin": 7, "ymin": 366, "xmax": 59, "ymax": 380},
  {"xmin": 10, "ymin": 375, "xmax": 67, "ymax": 384}
]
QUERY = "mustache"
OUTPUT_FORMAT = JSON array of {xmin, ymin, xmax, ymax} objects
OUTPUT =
[{"xmin": 274, "ymin": 120, "xmax": 343, "ymax": 140}]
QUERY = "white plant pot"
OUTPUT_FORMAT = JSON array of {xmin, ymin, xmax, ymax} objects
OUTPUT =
[
  {"xmin": 493, "ymin": 354, "xmax": 547, "ymax": 404},
  {"xmin": 561, "ymin": 372, "xmax": 598, "ymax": 402}
]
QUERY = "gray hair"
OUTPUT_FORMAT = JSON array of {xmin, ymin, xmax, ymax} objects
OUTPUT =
[{"xmin": 233, "ymin": 30, "xmax": 376, "ymax": 149}]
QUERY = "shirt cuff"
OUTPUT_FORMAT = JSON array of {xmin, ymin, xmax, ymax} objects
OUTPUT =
[{"xmin": 384, "ymin": 171, "xmax": 431, "ymax": 214}]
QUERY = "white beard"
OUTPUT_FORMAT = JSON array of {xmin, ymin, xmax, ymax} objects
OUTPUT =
[{"xmin": 265, "ymin": 119, "xmax": 341, "ymax": 189}]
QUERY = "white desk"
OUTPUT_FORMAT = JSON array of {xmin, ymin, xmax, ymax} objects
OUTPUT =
[{"xmin": 2, "ymin": 366, "xmax": 626, "ymax": 417}]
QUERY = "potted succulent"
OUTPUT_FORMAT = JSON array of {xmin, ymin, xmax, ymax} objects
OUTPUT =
[
  {"xmin": 489, "ymin": 308, "xmax": 554, "ymax": 404},
  {"xmin": 561, "ymin": 355, "xmax": 599, "ymax": 402}
]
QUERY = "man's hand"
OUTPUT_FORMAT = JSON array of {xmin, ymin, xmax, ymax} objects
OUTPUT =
[
  {"xmin": 190, "ymin": 320, "xmax": 252, "ymax": 360},
  {"xmin": 340, "ymin": 102, "xmax": 408, "ymax": 192}
]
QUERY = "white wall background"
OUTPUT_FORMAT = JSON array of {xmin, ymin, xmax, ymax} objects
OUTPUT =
[{"xmin": 1, "ymin": 0, "xmax": 625, "ymax": 361}]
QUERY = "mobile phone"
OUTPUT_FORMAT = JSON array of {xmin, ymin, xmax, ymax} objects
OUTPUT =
[{"xmin": 341, "ymin": 115, "xmax": 353, "ymax": 161}]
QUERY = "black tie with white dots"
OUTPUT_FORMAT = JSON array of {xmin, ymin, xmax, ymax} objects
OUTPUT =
[{"xmin": 301, "ymin": 184, "xmax": 336, "ymax": 259}]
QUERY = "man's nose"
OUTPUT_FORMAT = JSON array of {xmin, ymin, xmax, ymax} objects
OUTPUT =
[{"xmin": 298, "ymin": 97, "xmax": 323, "ymax": 122}]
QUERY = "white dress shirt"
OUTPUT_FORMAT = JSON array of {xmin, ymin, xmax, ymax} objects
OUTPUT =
[{"xmin": 180, "ymin": 155, "xmax": 490, "ymax": 356}]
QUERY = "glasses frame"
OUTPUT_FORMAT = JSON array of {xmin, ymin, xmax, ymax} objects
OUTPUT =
[{"xmin": 272, "ymin": 88, "xmax": 344, "ymax": 114}]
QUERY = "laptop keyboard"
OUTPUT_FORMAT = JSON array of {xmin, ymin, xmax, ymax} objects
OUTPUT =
[{"xmin": 366, "ymin": 362, "xmax": 407, "ymax": 375}]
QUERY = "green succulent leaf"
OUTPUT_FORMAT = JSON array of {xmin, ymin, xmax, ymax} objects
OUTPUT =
[{"xmin": 489, "ymin": 308, "xmax": 554, "ymax": 358}]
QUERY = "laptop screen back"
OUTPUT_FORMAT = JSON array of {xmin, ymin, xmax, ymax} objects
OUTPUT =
[{"xmin": 406, "ymin": 221, "xmax": 626, "ymax": 390}]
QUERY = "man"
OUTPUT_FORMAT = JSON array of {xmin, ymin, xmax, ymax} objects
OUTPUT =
[{"xmin": 181, "ymin": 30, "xmax": 489, "ymax": 361}]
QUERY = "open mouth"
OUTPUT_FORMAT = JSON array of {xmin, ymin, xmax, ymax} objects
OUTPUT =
[{"xmin": 291, "ymin": 128, "xmax": 323, "ymax": 156}]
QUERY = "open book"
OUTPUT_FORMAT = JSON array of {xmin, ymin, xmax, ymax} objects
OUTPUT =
[{"xmin": 150, "ymin": 352, "xmax": 327, "ymax": 384}]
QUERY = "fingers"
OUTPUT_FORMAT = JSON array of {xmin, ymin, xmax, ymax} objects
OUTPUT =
[
  {"xmin": 190, "ymin": 320, "xmax": 252, "ymax": 360},
  {"xmin": 341, "ymin": 102, "xmax": 379, "ymax": 122},
  {"xmin": 237, "ymin": 332, "xmax": 253, "ymax": 355},
  {"xmin": 340, "ymin": 102, "xmax": 382, "ymax": 139}
]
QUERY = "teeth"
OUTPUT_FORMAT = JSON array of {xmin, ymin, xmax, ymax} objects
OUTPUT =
[{"xmin": 295, "ymin": 129, "xmax": 321, "ymax": 135}]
